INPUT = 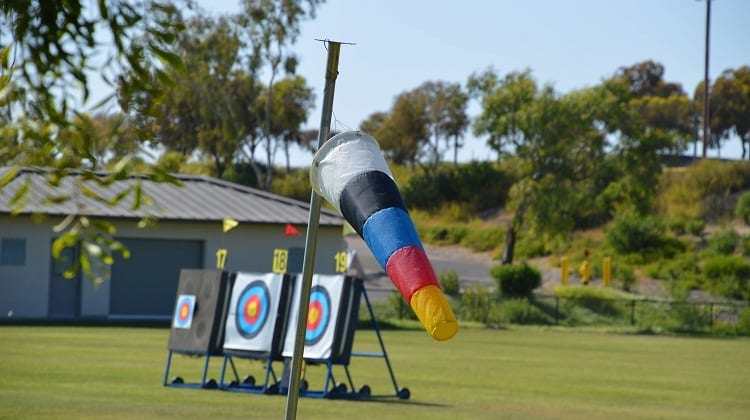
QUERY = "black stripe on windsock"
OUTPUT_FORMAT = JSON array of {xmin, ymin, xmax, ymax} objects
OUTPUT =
[{"xmin": 339, "ymin": 170, "xmax": 408, "ymax": 238}]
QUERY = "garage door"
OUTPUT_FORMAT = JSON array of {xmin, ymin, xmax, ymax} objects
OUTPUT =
[{"xmin": 110, "ymin": 238, "xmax": 203, "ymax": 317}]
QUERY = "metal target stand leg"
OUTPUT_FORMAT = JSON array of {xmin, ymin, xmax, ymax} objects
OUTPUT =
[
  {"xmin": 162, "ymin": 350, "xmax": 219, "ymax": 389},
  {"xmin": 297, "ymin": 283, "xmax": 409, "ymax": 400},
  {"xmin": 349, "ymin": 285, "xmax": 409, "ymax": 400}
]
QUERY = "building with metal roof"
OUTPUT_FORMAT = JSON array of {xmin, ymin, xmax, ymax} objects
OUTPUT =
[{"xmin": 0, "ymin": 168, "xmax": 345, "ymax": 320}]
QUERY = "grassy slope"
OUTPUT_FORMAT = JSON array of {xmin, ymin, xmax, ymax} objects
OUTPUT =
[{"xmin": 1, "ymin": 326, "xmax": 748, "ymax": 419}]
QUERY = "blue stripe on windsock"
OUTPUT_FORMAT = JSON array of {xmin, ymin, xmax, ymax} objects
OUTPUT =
[
  {"xmin": 339, "ymin": 170, "xmax": 408, "ymax": 238},
  {"xmin": 361, "ymin": 207, "xmax": 423, "ymax": 270}
]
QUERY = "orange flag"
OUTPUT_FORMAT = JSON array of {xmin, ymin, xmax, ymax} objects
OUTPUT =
[{"xmin": 284, "ymin": 223, "xmax": 300, "ymax": 236}]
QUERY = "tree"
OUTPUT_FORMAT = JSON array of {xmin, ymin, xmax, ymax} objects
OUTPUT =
[
  {"xmin": 707, "ymin": 66, "xmax": 750, "ymax": 159},
  {"xmin": 260, "ymin": 76, "xmax": 315, "ymax": 172},
  {"xmin": 362, "ymin": 81, "xmax": 468, "ymax": 171},
  {"xmin": 614, "ymin": 60, "xmax": 684, "ymax": 99},
  {"xmin": 416, "ymin": 81, "xmax": 470, "ymax": 170},
  {"xmin": 238, "ymin": 0, "xmax": 324, "ymax": 189},
  {"xmin": 467, "ymin": 68, "xmax": 538, "ymax": 161},
  {"xmin": 592, "ymin": 66, "xmax": 691, "ymax": 216},
  {"xmin": 360, "ymin": 92, "xmax": 428, "ymax": 167},
  {"xmin": 468, "ymin": 69, "xmax": 607, "ymax": 264}
]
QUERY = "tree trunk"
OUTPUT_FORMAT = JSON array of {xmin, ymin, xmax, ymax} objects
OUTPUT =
[
  {"xmin": 500, "ymin": 223, "xmax": 515, "ymax": 265},
  {"xmin": 284, "ymin": 139, "xmax": 291, "ymax": 173},
  {"xmin": 501, "ymin": 196, "xmax": 530, "ymax": 265},
  {"xmin": 453, "ymin": 135, "xmax": 458, "ymax": 168}
]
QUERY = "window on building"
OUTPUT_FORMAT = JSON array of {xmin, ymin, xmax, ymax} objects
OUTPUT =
[{"xmin": 1, "ymin": 238, "xmax": 26, "ymax": 266}]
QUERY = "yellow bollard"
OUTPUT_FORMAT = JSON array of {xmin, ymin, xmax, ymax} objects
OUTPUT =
[
  {"xmin": 579, "ymin": 260, "xmax": 590, "ymax": 285},
  {"xmin": 603, "ymin": 257, "xmax": 612, "ymax": 287},
  {"xmin": 560, "ymin": 256, "xmax": 569, "ymax": 285}
]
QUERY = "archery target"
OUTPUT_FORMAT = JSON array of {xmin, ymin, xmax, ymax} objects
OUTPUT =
[
  {"xmin": 173, "ymin": 294, "xmax": 196, "ymax": 329},
  {"xmin": 236, "ymin": 281, "xmax": 270, "ymax": 339},
  {"xmin": 282, "ymin": 274, "xmax": 345, "ymax": 360},
  {"xmin": 305, "ymin": 286, "xmax": 331, "ymax": 345},
  {"xmin": 224, "ymin": 272, "xmax": 286, "ymax": 353}
]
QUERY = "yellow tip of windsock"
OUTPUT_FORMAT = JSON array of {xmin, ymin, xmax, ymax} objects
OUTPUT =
[{"xmin": 409, "ymin": 285, "xmax": 459, "ymax": 341}]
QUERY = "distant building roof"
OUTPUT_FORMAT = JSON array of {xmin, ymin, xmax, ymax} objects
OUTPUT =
[{"xmin": 0, "ymin": 167, "xmax": 344, "ymax": 226}]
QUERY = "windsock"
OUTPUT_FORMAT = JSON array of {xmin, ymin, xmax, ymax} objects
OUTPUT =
[{"xmin": 311, "ymin": 131, "xmax": 458, "ymax": 341}]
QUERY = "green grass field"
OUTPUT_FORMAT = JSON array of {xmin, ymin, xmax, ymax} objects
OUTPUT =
[{"xmin": 1, "ymin": 326, "xmax": 748, "ymax": 419}]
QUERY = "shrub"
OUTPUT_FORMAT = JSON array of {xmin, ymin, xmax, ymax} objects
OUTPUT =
[
  {"xmin": 685, "ymin": 219, "xmax": 706, "ymax": 236},
  {"xmin": 439, "ymin": 269, "xmax": 461, "ymax": 296},
  {"xmin": 515, "ymin": 235, "xmax": 549, "ymax": 259},
  {"xmin": 742, "ymin": 235, "xmax": 750, "ymax": 257},
  {"xmin": 606, "ymin": 213, "xmax": 685, "ymax": 261},
  {"xmin": 607, "ymin": 213, "xmax": 666, "ymax": 254},
  {"xmin": 647, "ymin": 253, "xmax": 700, "ymax": 282},
  {"xmin": 387, "ymin": 291, "xmax": 416, "ymax": 320},
  {"xmin": 553, "ymin": 285, "xmax": 628, "ymax": 318},
  {"xmin": 613, "ymin": 261, "xmax": 637, "ymax": 292},
  {"xmin": 666, "ymin": 217, "xmax": 686, "ymax": 235},
  {"xmin": 702, "ymin": 255, "xmax": 750, "ymax": 300},
  {"xmin": 736, "ymin": 192, "xmax": 750, "ymax": 225},
  {"xmin": 270, "ymin": 169, "xmax": 311, "ymax": 202},
  {"xmin": 461, "ymin": 283, "xmax": 492, "ymax": 323},
  {"xmin": 490, "ymin": 298, "xmax": 553, "ymax": 325},
  {"xmin": 491, "ymin": 263, "xmax": 541, "ymax": 297},
  {"xmin": 738, "ymin": 307, "xmax": 750, "ymax": 335},
  {"xmin": 707, "ymin": 228, "xmax": 740, "ymax": 255},
  {"xmin": 402, "ymin": 162, "xmax": 512, "ymax": 213},
  {"xmin": 419, "ymin": 225, "xmax": 468, "ymax": 246},
  {"xmin": 460, "ymin": 228, "xmax": 505, "ymax": 252}
]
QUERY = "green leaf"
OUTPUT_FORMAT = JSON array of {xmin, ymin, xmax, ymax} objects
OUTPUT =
[
  {"xmin": 0, "ymin": 45, "xmax": 11, "ymax": 69},
  {"xmin": 0, "ymin": 166, "xmax": 20, "ymax": 188},
  {"xmin": 52, "ymin": 232, "xmax": 79, "ymax": 259},
  {"xmin": 131, "ymin": 184, "xmax": 143, "ymax": 210},
  {"xmin": 149, "ymin": 43, "xmax": 185, "ymax": 74},
  {"xmin": 52, "ymin": 214, "xmax": 76, "ymax": 233},
  {"xmin": 90, "ymin": 219, "xmax": 117, "ymax": 235}
]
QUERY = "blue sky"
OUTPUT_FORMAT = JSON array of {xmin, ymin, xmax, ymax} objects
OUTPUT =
[{"xmin": 185, "ymin": 1, "xmax": 750, "ymax": 164}]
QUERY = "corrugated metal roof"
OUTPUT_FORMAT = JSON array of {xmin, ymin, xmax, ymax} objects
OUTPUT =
[{"xmin": 0, "ymin": 167, "xmax": 344, "ymax": 226}]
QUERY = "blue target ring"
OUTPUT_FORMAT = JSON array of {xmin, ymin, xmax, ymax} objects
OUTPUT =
[
  {"xmin": 235, "ymin": 281, "xmax": 270, "ymax": 339},
  {"xmin": 305, "ymin": 286, "xmax": 331, "ymax": 345},
  {"xmin": 173, "ymin": 294, "xmax": 195, "ymax": 329}
]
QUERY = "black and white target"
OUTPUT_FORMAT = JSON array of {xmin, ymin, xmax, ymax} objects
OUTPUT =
[
  {"xmin": 282, "ymin": 274, "xmax": 345, "ymax": 360},
  {"xmin": 224, "ymin": 272, "xmax": 285, "ymax": 353}
]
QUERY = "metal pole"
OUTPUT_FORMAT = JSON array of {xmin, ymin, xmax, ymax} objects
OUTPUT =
[
  {"xmin": 702, "ymin": 0, "xmax": 711, "ymax": 158},
  {"xmin": 284, "ymin": 40, "xmax": 342, "ymax": 420}
]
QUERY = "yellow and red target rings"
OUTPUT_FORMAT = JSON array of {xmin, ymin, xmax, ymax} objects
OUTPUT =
[
  {"xmin": 305, "ymin": 285, "xmax": 331, "ymax": 345},
  {"xmin": 235, "ymin": 281, "xmax": 271, "ymax": 339},
  {"xmin": 173, "ymin": 294, "xmax": 196, "ymax": 329}
]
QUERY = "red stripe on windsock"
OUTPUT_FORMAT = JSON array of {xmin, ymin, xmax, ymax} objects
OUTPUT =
[{"xmin": 385, "ymin": 245, "xmax": 441, "ymax": 303}]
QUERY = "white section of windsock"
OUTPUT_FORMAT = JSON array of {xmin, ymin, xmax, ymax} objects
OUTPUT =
[{"xmin": 310, "ymin": 131, "xmax": 392, "ymax": 213}]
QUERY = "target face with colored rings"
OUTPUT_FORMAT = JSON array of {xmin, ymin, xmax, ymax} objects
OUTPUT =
[
  {"xmin": 173, "ymin": 294, "xmax": 196, "ymax": 329},
  {"xmin": 305, "ymin": 285, "xmax": 331, "ymax": 345},
  {"xmin": 235, "ymin": 281, "xmax": 271, "ymax": 339}
]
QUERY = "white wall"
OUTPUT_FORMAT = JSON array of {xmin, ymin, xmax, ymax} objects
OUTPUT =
[{"xmin": 0, "ymin": 216, "xmax": 55, "ymax": 318}]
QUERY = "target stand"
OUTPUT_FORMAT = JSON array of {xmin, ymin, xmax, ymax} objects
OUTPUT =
[
  {"xmin": 163, "ymin": 270, "xmax": 234, "ymax": 390},
  {"xmin": 217, "ymin": 272, "xmax": 295, "ymax": 395},
  {"xmin": 279, "ymin": 276, "xmax": 410, "ymax": 400}
]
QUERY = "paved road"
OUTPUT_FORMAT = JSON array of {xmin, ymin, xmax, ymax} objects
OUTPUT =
[{"xmin": 344, "ymin": 234, "xmax": 497, "ymax": 301}]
